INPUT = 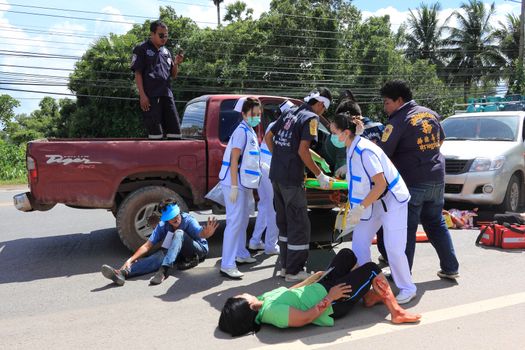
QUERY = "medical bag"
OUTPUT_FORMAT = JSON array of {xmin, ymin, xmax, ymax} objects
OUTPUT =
[{"xmin": 476, "ymin": 223, "xmax": 525, "ymax": 249}]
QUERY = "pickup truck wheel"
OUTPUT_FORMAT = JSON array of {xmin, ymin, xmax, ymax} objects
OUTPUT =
[
  {"xmin": 500, "ymin": 174, "xmax": 521, "ymax": 212},
  {"xmin": 116, "ymin": 186, "xmax": 188, "ymax": 251}
]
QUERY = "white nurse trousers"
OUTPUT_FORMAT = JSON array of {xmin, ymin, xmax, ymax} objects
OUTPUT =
[
  {"xmin": 249, "ymin": 169, "xmax": 279, "ymax": 253},
  {"xmin": 352, "ymin": 194, "xmax": 417, "ymax": 295},
  {"xmin": 220, "ymin": 184, "xmax": 252, "ymax": 270}
]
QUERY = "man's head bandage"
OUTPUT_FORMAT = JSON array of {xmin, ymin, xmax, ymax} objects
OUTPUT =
[
  {"xmin": 304, "ymin": 92, "xmax": 331, "ymax": 109},
  {"xmin": 234, "ymin": 97, "xmax": 247, "ymax": 113},
  {"xmin": 279, "ymin": 100, "xmax": 295, "ymax": 114}
]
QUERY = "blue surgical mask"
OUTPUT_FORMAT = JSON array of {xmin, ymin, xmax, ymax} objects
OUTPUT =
[
  {"xmin": 247, "ymin": 116, "xmax": 261, "ymax": 127},
  {"xmin": 331, "ymin": 134, "xmax": 346, "ymax": 148}
]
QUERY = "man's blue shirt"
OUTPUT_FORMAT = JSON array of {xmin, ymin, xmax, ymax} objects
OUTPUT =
[{"xmin": 148, "ymin": 212, "xmax": 208, "ymax": 253}]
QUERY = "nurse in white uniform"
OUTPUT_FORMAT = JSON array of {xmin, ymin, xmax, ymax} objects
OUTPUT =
[
  {"xmin": 249, "ymin": 100, "xmax": 295, "ymax": 255},
  {"xmin": 219, "ymin": 97, "xmax": 263, "ymax": 279},
  {"xmin": 331, "ymin": 113, "xmax": 417, "ymax": 304}
]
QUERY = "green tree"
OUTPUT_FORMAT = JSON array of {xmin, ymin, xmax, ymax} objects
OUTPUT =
[
  {"xmin": 494, "ymin": 13, "xmax": 522, "ymax": 93},
  {"xmin": 5, "ymin": 97, "xmax": 69, "ymax": 145},
  {"xmin": 224, "ymin": 1, "xmax": 253, "ymax": 22},
  {"xmin": 0, "ymin": 95, "xmax": 20, "ymax": 140},
  {"xmin": 445, "ymin": 0, "xmax": 505, "ymax": 101},
  {"xmin": 405, "ymin": 3, "xmax": 447, "ymax": 69}
]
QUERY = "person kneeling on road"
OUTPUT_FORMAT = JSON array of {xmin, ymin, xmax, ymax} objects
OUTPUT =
[
  {"xmin": 218, "ymin": 248, "xmax": 421, "ymax": 337},
  {"xmin": 101, "ymin": 199, "xmax": 218, "ymax": 286}
]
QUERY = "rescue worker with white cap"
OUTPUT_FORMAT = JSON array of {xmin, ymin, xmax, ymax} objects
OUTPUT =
[
  {"xmin": 264, "ymin": 88, "xmax": 334, "ymax": 282},
  {"xmin": 331, "ymin": 113, "xmax": 417, "ymax": 305},
  {"xmin": 249, "ymin": 100, "xmax": 296, "ymax": 255},
  {"xmin": 219, "ymin": 97, "xmax": 263, "ymax": 279}
]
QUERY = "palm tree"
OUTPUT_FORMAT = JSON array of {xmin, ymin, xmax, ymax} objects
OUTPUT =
[
  {"xmin": 493, "ymin": 13, "xmax": 523, "ymax": 93},
  {"xmin": 405, "ymin": 2, "xmax": 447, "ymax": 69},
  {"xmin": 213, "ymin": 0, "xmax": 224, "ymax": 27},
  {"xmin": 445, "ymin": 0, "xmax": 506, "ymax": 101}
]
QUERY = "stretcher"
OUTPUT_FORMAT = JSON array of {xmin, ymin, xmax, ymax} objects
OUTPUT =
[{"xmin": 304, "ymin": 178, "xmax": 348, "ymax": 190}]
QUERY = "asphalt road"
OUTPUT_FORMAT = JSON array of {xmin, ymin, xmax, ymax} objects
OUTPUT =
[{"xmin": 0, "ymin": 186, "xmax": 524, "ymax": 349}]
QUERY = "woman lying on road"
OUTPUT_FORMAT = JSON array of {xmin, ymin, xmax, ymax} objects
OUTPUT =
[{"xmin": 218, "ymin": 248, "xmax": 421, "ymax": 336}]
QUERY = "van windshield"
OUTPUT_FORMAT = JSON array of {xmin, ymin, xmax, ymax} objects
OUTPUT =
[{"xmin": 442, "ymin": 115, "xmax": 519, "ymax": 141}]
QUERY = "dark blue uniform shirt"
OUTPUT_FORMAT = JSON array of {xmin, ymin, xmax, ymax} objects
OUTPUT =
[
  {"xmin": 379, "ymin": 100, "xmax": 445, "ymax": 186},
  {"xmin": 270, "ymin": 104, "xmax": 319, "ymax": 186},
  {"xmin": 131, "ymin": 40, "xmax": 174, "ymax": 98}
]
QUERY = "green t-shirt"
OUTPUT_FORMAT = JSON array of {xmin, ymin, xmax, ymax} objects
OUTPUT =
[{"xmin": 255, "ymin": 284, "xmax": 334, "ymax": 328}]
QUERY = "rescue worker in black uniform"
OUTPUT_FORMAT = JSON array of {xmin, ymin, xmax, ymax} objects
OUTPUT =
[
  {"xmin": 131, "ymin": 20, "xmax": 183, "ymax": 139},
  {"xmin": 379, "ymin": 80, "xmax": 459, "ymax": 280},
  {"xmin": 264, "ymin": 87, "xmax": 334, "ymax": 282}
]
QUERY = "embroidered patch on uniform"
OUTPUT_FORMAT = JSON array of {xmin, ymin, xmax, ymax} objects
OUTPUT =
[
  {"xmin": 146, "ymin": 49, "xmax": 155, "ymax": 56},
  {"xmin": 381, "ymin": 124, "xmax": 393, "ymax": 142},
  {"xmin": 161, "ymin": 47, "xmax": 168, "ymax": 54},
  {"xmin": 167, "ymin": 57, "xmax": 172, "ymax": 65},
  {"xmin": 130, "ymin": 54, "xmax": 137, "ymax": 66},
  {"xmin": 309, "ymin": 119, "xmax": 318, "ymax": 136}
]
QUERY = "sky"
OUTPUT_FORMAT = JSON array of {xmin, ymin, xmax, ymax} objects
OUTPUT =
[{"xmin": 0, "ymin": 0, "xmax": 522, "ymax": 115}]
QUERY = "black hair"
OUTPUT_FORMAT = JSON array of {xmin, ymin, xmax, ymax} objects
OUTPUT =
[
  {"xmin": 150, "ymin": 20, "xmax": 168, "ymax": 33},
  {"xmin": 218, "ymin": 297, "xmax": 261, "ymax": 337},
  {"xmin": 158, "ymin": 198, "xmax": 178, "ymax": 214},
  {"xmin": 242, "ymin": 97, "xmax": 262, "ymax": 114},
  {"xmin": 380, "ymin": 80, "xmax": 413, "ymax": 102},
  {"xmin": 306, "ymin": 87, "xmax": 332, "ymax": 106},
  {"xmin": 335, "ymin": 98, "xmax": 362, "ymax": 116},
  {"xmin": 333, "ymin": 113, "xmax": 362, "ymax": 135}
]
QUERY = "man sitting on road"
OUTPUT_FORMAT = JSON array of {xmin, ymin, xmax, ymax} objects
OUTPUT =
[{"xmin": 101, "ymin": 199, "xmax": 219, "ymax": 286}]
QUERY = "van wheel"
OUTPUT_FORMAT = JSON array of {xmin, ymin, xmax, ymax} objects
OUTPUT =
[
  {"xmin": 500, "ymin": 174, "xmax": 521, "ymax": 212},
  {"xmin": 116, "ymin": 186, "xmax": 188, "ymax": 251}
]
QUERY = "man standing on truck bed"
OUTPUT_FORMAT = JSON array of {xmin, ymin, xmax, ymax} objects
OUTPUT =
[
  {"xmin": 264, "ymin": 88, "xmax": 334, "ymax": 282},
  {"xmin": 131, "ymin": 20, "xmax": 184, "ymax": 139}
]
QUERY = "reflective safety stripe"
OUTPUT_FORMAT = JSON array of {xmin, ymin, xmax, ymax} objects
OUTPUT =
[
  {"xmin": 148, "ymin": 134, "xmax": 163, "ymax": 139},
  {"xmin": 288, "ymin": 243, "xmax": 310, "ymax": 251},
  {"xmin": 355, "ymin": 147, "xmax": 363, "ymax": 155},
  {"xmin": 244, "ymin": 169, "xmax": 260, "ymax": 176},
  {"xmin": 222, "ymin": 161, "xmax": 231, "ymax": 166},
  {"xmin": 350, "ymin": 197, "xmax": 363, "ymax": 204},
  {"xmin": 388, "ymin": 173, "xmax": 400, "ymax": 190},
  {"xmin": 249, "ymin": 150, "xmax": 260, "ymax": 155},
  {"xmin": 166, "ymin": 133, "xmax": 181, "ymax": 138},
  {"xmin": 351, "ymin": 175, "xmax": 362, "ymax": 182},
  {"xmin": 261, "ymin": 148, "xmax": 272, "ymax": 155},
  {"xmin": 279, "ymin": 236, "xmax": 288, "ymax": 242}
]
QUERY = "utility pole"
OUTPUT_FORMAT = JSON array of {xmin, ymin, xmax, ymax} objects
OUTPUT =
[{"xmin": 519, "ymin": 0, "xmax": 525, "ymax": 65}]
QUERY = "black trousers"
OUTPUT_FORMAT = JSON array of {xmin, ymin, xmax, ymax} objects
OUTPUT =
[
  {"xmin": 272, "ymin": 181, "xmax": 310, "ymax": 275},
  {"xmin": 494, "ymin": 212, "xmax": 524, "ymax": 225},
  {"xmin": 142, "ymin": 96, "xmax": 181, "ymax": 138},
  {"xmin": 319, "ymin": 248, "xmax": 382, "ymax": 319}
]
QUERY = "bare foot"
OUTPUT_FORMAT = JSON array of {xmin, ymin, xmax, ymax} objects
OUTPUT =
[{"xmin": 391, "ymin": 310, "xmax": 422, "ymax": 324}]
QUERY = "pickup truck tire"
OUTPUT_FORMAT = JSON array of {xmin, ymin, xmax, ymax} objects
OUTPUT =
[
  {"xmin": 500, "ymin": 174, "xmax": 521, "ymax": 212},
  {"xmin": 116, "ymin": 186, "xmax": 188, "ymax": 251}
]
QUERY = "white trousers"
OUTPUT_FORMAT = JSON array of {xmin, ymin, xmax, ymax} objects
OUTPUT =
[
  {"xmin": 221, "ymin": 184, "xmax": 252, "ymax": 269},
  {"xmin": 352, "ymin": 197, "xmax": 417, "ymax": 294},
  {"xmin": 250, "ymin": 171, "xmax": 279, "ymax": 252}
]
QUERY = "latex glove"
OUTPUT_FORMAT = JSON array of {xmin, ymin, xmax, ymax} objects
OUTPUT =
[
  {"xmin": 316, "ymin": 172, "xmax": 332, "ymax": 189},
  {"xmin": 348, "ymin": 204, "xmax": 365, "ymax": 225},
  {"xmin": 229, "ymin": 185, "xmax": 239, "ymax": 203},
  {"xmin": 335, "ymin": 165, "xmax": 347, "ymax": 179},
  {"xmin": 260, "ymin": 162, "xmax": 270, "ymax": 173}
]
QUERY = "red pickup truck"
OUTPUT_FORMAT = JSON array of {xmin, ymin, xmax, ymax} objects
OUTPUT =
[{"xmin": 13, "ymin": 94, "xmax": 342, "ymax": 250}]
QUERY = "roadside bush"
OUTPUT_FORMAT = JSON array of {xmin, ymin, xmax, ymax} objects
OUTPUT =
[{"xmin": 0, "ymin": 140, "xmax": 26, "ymax": 182}]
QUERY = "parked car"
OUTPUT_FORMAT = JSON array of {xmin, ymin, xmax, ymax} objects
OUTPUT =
[
  {"xmin": 440, "ymin": 111, "xmax": 525, "ymax": 211},
  {"xmin": 13, "ymin": 94, "xmax": 342, "ymax": 251}
]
